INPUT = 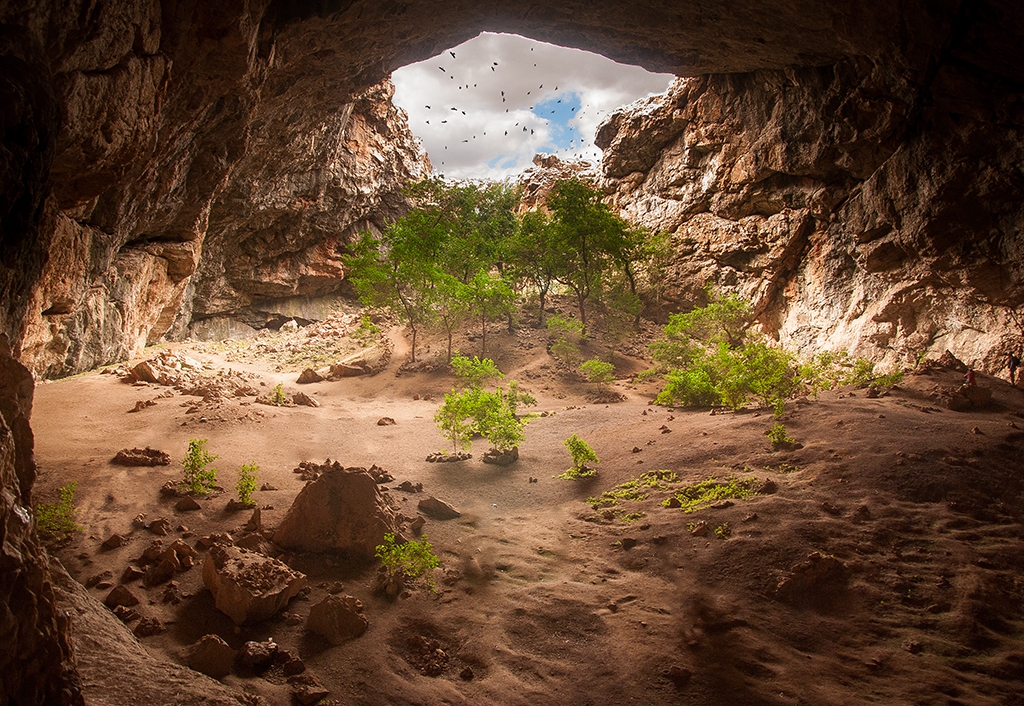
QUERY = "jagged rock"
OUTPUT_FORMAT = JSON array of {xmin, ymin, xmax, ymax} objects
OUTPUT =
[
  {"xmin": 234, "ymin": 533, "xmax": 273, "ymax": 555},
  {"xmin": 202, "ymin": 545, "xmax": 307, "ymax": 625},
  {"xmin": 409, "ymin": 516, "xmax": 426, "ymax": 536},
  {"xmin": 104, "ymin": 585, "xmax": 140, "ymax": 609},
  {"xmin": 377, "ymin": 416, "xmax": 396, "ymax": 426},
  {"xmin": 144, "ymin": 559, "xmax": 177, "ymax": 587},
  {"xmin": 396, "ymin": 480, "xmax": 423, "ymax": 493},
  {"xmin": 289, "ymin": 674, "xmax": 330, "ymax": 706},
  {"xmin": 112, "ymin": 605, "xmax": 140, "ymax": 623},
  {"xmin": 244, "ymin": 507, "xmax": 262, "ymax": 532},
  {"xmin": 175, "ymin": 496, "xmax": 201, "ymax": 512},
  {"xmin": 120, "ymin": 566, "xmax": 145, "ymax": 584},
  {"xmin": 84, "ymin": 571, "xmax": 112, "ymax": 589},
  {"xmin": 331, "ymin": 362, "xmax": 365, "ymax": 378},
  {"xmin": 224, "ymin": 498, "xmax": 254, "ymax": 512},
  {"xmin": 296, "ymin": 368, "xmax": 323, "ymax": 384},
  {"xmin": 417, "ymin": 496, "xmax": 460, "ymax": 520},
  {"xmin": 186, "ymin": 634, "xmax": 236, "ymax": 680},
  {"xmin": 481, "ymin": 446, "xmax": 519, "ymax": 466},
  {"xmin": 425, "ymin": 451, "xmax": 472, "ymax": 462},
  {"xmin": 128, "ymin": 399, "xmax": 156, "ymax": 413},
  {"xmin": 292, "ymin": 392, "xmax": 320, "ymax": 407},
  {"xmin": 102, "ymin": 534, "xmax": 127, "ymax": 550},
  {"xmin": 112, "ymin": 447, "xmax": 170, "ymax": 466},
  {"xmin": 197, "ymin": 533, "xmax": 233, "ymax": 549},
  {"xmin": 235, "ymin": 639, "xmax": 278, "ymax": 675},
  {"xmin": 148, "ymin": 518, "xmax": 171, "ymax": 536},
  {"xmin": 306, "ymin": 594, "xmax": 369, "ymax": 645},
  {"xmin": 367, "ymin": 464, "xmax": 394, "ymax": 483},
  {"xmin": 133, "ymin": 617, "xmax": 164, "ymax": 637},
  {"xmin": 938, "ymin": 350, "xmax": 969, "ymax": 372},
  {"xmin": 273, "ymin": 467, "xmax": 400, "ymax": 561}
]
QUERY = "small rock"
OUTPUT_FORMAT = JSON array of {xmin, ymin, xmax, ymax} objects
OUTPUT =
[
  {"xmin": 970, "ymin": 426, "xmax": 982, "ymax": 435},
  {"xmin": 148, "ymin": 518, "xmax": 171, "ymax": 536},
  {"xmin": 133, "ymin": 617, "xmax": 164, "ymax": 637},
  {"xmin": 757, "ymin": 478, "xmax": 778, "ymax": 494},
  {"xmin": 377, "ymin": 416, "xmax": 396, "ymax": 426},
  {"xmin": 224, "ymin": 498, "xmax": 254, "ymax": 512},
  {"xmin": 631, "ymin": 446, "xmax": 641, "ymax": 453},
  {"xmin": 187, "ymin": 634, "xmax": 236, "ymax": 679},
  {"xmin": 84, "ymin": 571, "xmax": 112, "ymax": 589},
  {"xmin": 409, "ymin": 515, "xmax": 426, "ymax": 535},
  {"xmin": 711, "ymin": 500, "xmax": 734, "ymax": 509},
  {"xmin": 663, "ymin": 665, "xmax": 692, "ymax": 687},
  {"xmin": 689, "ymin": 522, "xmax": 708, "ymax": 537},
  {"xmin": 306, "ymin": 594, "xmax": 368, "ymax": 645},
  {"xmin": 289, "ymin": 674, "xmax": 330, "ymax": 706},
  {"xmin": 104, "ymin": 585, "xmax": 140, "ymax": 608},
  {"xmin": 260, "ymin": 482, "xmax": 278, "ymax": 491},
  {"xmin": 283, "ymin": 656, "xmax": 306, "ymax": 676},
  {"xmin": 902, "ymin": 640, "xmax": 923, "ymax": 654},
  {"xmin": 112, "ymin": 604, "xmax": 140, "ymax": 623},
  {"xmin": 112, "ymin": 446, "xmax": 171, "ymax": 466},
  {"xmin": 102, "ymin": 534, "xmax": 127, "ymax": 550},
  {"xmin": 296, "ymin": 368, "xmax": 323, "ymax": 384},
  {"xmin": 396, "ymin": 480, "xmax": 423, "ymax": 493},
  {"xmin": 620, "ymin": 538, "xmax": 638, "ymax": 550},
  {"xmin": 460, "ymin": 666, "xmax": 475, "ymax": 680},
  {"xmin": 293, "ymin": 392, "xmax": 320, "ymax": 407},
  {"xmin": 175, "ymin": 496, "xmax": 202, "ymax": 512},
  {"xmin": 417, "ymin": 496, "xmax": 461, "ymax": 520},
  {"xmin": 144, "ymin": 558, "xmax": 177, "ymax": 587},
  {"xmin": 666, "ymin": 497, "xmax": 682, "ymax": 509},
  {"xmin": 236, "ymin": 639, "xmax": 278, "ymax": 674},
  {"xmin": 244, "ymin": 507, "xmax": 262, "ymax": 532},
  {"xmin": 120, "ymin": 565, "xmax": 145, "ymax": 583}
]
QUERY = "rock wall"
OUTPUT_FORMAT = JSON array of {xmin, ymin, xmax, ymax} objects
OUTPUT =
[{"xmin": 597, "ymin": 45, "xmax": 1024, "ymax": 371}]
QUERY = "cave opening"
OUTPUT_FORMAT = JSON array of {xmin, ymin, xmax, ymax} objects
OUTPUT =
[{"xmin": 391, "ymin": 32, "xmax": 674, "ymax": 179}]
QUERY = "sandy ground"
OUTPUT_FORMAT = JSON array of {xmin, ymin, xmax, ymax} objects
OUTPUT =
[{"xmin": 31, "ymin": 317, "xmax": 1024, "ymax": 706}]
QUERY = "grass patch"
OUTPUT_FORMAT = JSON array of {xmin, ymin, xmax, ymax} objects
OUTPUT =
[
  {"xmin": 662, "ymin": 476, "xmax": 760, "ymax": 513},
  {"xmin": 587, "ymin": 470, "xmax": 680, "ymax": 508}
]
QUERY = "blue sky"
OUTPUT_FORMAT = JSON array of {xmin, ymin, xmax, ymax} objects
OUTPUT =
[{"xmin": 392, "ymin": 33, "xmax": 673, "ymax": 181}]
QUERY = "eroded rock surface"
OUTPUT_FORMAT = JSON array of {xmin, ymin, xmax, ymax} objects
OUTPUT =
[{"xmin": 202, "ymin": 544, "xmax": 307, "ymax": 625}]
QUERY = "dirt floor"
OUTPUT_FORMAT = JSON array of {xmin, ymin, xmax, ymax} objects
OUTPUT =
[{"xmin": 31, "ymin": 309, "xmax": 1024, "ymax": 706}]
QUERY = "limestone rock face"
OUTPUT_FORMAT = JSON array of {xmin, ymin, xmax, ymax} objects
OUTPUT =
[
  {"xmin": 596, "ymin": 54, "xmax": 1024, "ymax": 373},
  {"xmin": 202, "ymin": 545, "xmax": 307, "ymax": 626},
  {"xmin": 273, "ymin": 467, "xmax": 400, "ymax": 560}
]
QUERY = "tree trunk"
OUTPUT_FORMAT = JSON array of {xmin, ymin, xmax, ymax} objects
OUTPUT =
[
  {"xmin": 538, "ymin": 285, "xmax": 548, "ymax": 328},
  {"xmin": 481, "ymin": 312, "xmax": 487, "ymax": 357},
  {"xmin": 410, "ymin": 325, "xmax": 417, "ymax": 363}
]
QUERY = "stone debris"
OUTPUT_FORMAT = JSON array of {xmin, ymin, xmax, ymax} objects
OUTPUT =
[
  {"xmin": 273, "ymin": 467, "xmax": 400, "ymax": 561},
  {"xmin": 128, "ymin": 399, "xmax": 156, "ymax": 413},
  {"xmin": 481, "ymin": 446, "xmax": 519, "ymax": 466},
  {"xmin": 396, "ymin": 480, "xmax": 423, "ymax": 493},
  {"xmin": 120, "ymin": 351, "xmax": 261, "ymax": 399},
  {"xmin": 147, "ymin": 518, "xmax": 171, "ymax": 536},
  {"xmin": 775, "ymin": 551, "xmax": 850, "ymax": 604},
  {"xmin": 111, "ymin": 446, "xmax": 170, "ymax": 466},
  {"xmin": 292, "ymin": 458, "xmax": 345, "ymax": 482},
  {"xmin": 296, "ymin": 367, "xmax": 324, "ymax": 384},
  {"xmin": 306, "ymin": 594, "xmax": 369, "ymax": 645},
  {"xmin": 186, "ymin": 634, "xmax": 237, "ymax": 679},
  {"xmin": 377, "ymin": 416, "xmax": 396, "ymax": 426},
  {"xmin": 133, "ymin": 617, "xmax": 164, "ymax": 637},
  {"xmin": 202, "ymin": 544, "xmax": 307, "ymax": 625},
  {"xmin": 235, "ymin": 639, "xmax": 278, "ymax": 674},
  {"xmin": 101, "ymin": 534, "xmax": 127, "ymax": 550},
  {"xmin": 417, "ymin": 496, "xmax": 460, "ymax": 520},
  {"xmin": 289, "ymin": 673, "xmax": 330, "ymax": 706},
  {"xmin": 104, "ymin": 585, "xmax": 140, "ymax": 608},
  {"xmin": 175, "ymin": 496, "xmax": 202, "ymax": 511},
  {"xmin": 425, "ymin": 451, "xmax": 472, "ymax": 462}
]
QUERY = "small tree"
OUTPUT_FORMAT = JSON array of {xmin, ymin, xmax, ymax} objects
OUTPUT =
[
  {"xmin": 180, "ymin": 439, "xmax": 218, "ymax": 495},
  {"xmin": 580, "ymin": 358, "xmax": 615, "ymax": 383},
  {"xmin": 434, "ymin": 389, "xmax": 477, "ymax": 454},
  {"xmin": 376, "ymin": 532, "xmax": 440, "ymax": 589},
  {"xmin": 236, "ymin": 463, "xmax": 259, "ymax": 507},
  {"xmin": 547, "ymin": 314, "xmax": 585, "ymax": 366},
  {"xmin": 450, "ymin": 354, "xmax": 504, "ymax": 389},
  {"xmin": 559, "ymin": 434, "xmax": 599, "ymax": 479}
]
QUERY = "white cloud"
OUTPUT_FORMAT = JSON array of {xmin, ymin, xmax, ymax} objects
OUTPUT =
[{"xmin": 393, "ymin": 32, "xmax": 674, "ymax": 181}]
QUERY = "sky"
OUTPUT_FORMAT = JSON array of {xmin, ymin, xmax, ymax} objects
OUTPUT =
[{"xmin": 392, "ymin": 32, "xmax": 675, "ymax": 182}]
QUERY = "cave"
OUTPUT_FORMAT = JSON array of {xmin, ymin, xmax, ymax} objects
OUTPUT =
[{"xmin": 2, "ymin": 1, "xmax": 1023, "ymax": 704}]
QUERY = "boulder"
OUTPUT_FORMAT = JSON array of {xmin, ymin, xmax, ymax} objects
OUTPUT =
[
  {"xmin": 377, "ymin": 416, "xmax": 396, "ymax": 426},
  {"xmin": 306, "ymin": 594, "xmax": 368, "ymax": 645},
  {"xmin": 112, "ymin": 447, "xmax": 170, "ymax": 466},
  {"xmin": 235, "ymin": 639, "xmax": 278, "ymax": 674},
  {"xmin": 272, "ymin": 467, "xmax": 400, "ymax": 561},
  {"xmin": 417, "ymin": 496, "xmax": 460, "ymax": 520},
  {"xmin": 202, "ymin": 545, "xmax": 307, "ymax": 625},
  {"xmin": 175, "ymin": 496, "xmax": 201, "ymax": 511},
  {"xmin": 292, "ymin": 392, "xmax": 320, "ymax": 407},
  {"xmin": 330, "ymin": 362, "xmax": 365, "ymax": 378},
  {"xmin": 335, "ymin": 343, "xmax": 390, "ymax": 376},
  {"xmin": 186, "ymin": 634, "xmax": 236, "ymax": 679},
  {"xmin": 104, "ymin": 585, "xmax": 140, "ymax": 608}
]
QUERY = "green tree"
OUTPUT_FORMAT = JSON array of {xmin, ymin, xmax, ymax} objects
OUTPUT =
[
  {"xmin": 466, "ymin": 270, "xmax": 514, "ymax": 357},
  {"xmin": 560, "ymin": 434, "xmax": 599, "ymax": 479},
  {"xmin": 506, "ymin": 209, "xmax": 559, "ymax": 327}
]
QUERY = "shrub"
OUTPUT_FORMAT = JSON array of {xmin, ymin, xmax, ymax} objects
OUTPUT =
[
  {"xmin": 180, "ymin": 438, "xmax": 218, "ymax": 495},
  {"xmin": 766, "ymin": 422, "xmax": 796, "ymax": 451},
  {"xmin": 376, "ymin": 532, "xmax": 440, "ymax": 584},
  {"xmin": 236, "ymin": 463, "xmax": 259, "ymax": 507},
  {"xmin": 580, "ymin": 358, "xmax": 615, "ymax": 384},
  {"xmin": 36, "ymin": 482, "xmax": 80, "ymax": 543},
  {"xmin": 450, "ymin": 354, "xmax": 503, "ymax": 389},
  {"xmin": 351, "ymin": 314, "xmax": 380, "ymax": 343},
  {"xmin": 662, "ymin": 476, "xmax": 759, "ymax": 512},
  {"xmin": 434, "ymin": 384, "xmax": 532, "ymax": 453},
  {"xmin": 547, "ymin": 314, "xmax": 585, "ymax": 365},
  {"xmin": 434, "ymin": 389, "xmax": 477, "ymax": 453},
  {"xmin": 559, "ymin": 434, "xmax": 599, "ymax": 479},
  {"xmin": 271, "ymin": 382, "xmax": 286, "ymax": 405}
]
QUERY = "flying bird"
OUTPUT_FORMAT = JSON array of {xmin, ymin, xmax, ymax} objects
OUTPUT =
[
  {"xmin": 425, "ymin": 105, "xmax": 431, "ymax": 109},
  {"xmin": 539, "ymin": 84, "xmax": 543, "ymax": 88},
  {"xmin": 439, "ymin": 67, "xmax": 445, "ymax": 72},
  {"xmin": 449, "ymin": 51, "xmax": 456, "ymax": 58},
  {"xmin": 451, "ymin": 107, "xmax": 458, "ymax": 110},
  {"xmin": 493, "ymin": 61, "xmax": 498, "ymax": 65}
]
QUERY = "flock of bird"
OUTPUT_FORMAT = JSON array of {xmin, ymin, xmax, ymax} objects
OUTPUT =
[{"xmin": 409, "ymin": 46, "xmax": 607, "ymax": 169}]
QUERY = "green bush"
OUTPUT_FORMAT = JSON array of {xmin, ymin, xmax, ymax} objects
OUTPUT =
[
  {"xmin": 547, "ymin": 314, "xmax": 585, "ymax": 365},
  {"xmin": 766, "ymin": 422, "xmax": 796, "ymax": 451},
  {"xmin": 351, "ymin": 314, "xmax": 380, "ymax": 343},
  {"xmin": 434, "ymin": 384, "xmax": 532, "ymax": 453},
  {"xmin": 36, "ymin": 482, "xmax": 80, "ymax": 543},
  {"xmin": 376, "ymin": 532, "xmax": 440, "ymax": 583},
  {"xmin": 270, "ymin": 382, "xmax": 286, "ymax": 405},
  {"xmin": 580, "ymin": 358, "xmax": 615, "ymax": 384},
  {"xmin": 559, "ymin": 434, "xmax": 599, "ymax": 479},
  {"xmin": 662, "ymin": 476, "xmax": 759, "ymax": 512},
  {"xmin": 180, "ymin": 438, "xmax": 218, "ymax": 495},
  {"xmin": 236, "ymin": 463, "xmax": 259, "ymax": 507},
  {"xmin": 800, "ymin": 350, "xmax": 904, "ymax": 392},
  {"xmin": 450, "ymin": 354, "xmax": 503, "ymax": 389}
]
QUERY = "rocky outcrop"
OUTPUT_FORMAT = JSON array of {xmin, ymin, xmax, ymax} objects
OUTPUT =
[
  {"xmin": 202, "ymin": 544, "xmax": 307, "ymax": 625},
  {"xmin": 0, "ymin": 335, "xmax": 83, "ymax": 705},
  {"xmin": 596, "ymin": 50, "xmax": 1024, "ymax": 372}
]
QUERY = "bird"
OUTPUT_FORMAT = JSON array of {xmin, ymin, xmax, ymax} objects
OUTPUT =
[
  {"xmin": 539, "ymin": 84, "xmax": 543, "ymax": 88},
  {"xmin": 449, "ymin": 51, "xmax": 456, "ymax": 58},
  {"xmin": 462, "ymin": 139, "xmax": 468, "ymax": 143},
  {"xmin": 441, "ymin": 120, "xmax": 447, "ymax": 123},
  {"xmin": 425, "ymin": 105, "xmax": 431, "ymax": 109},
  {"xmin": 504, "ymin": 131, "xmax": 507, "ymax": 135},
  {"xmin": 426, "ymin": 120, "xmax": 430, "ymax": 124},
  {"xmin": 491, "ymin": 67, "xmax": 494, "ymax": 71},
  {"xmin": 527, "ymin": 91, "xmax": 531, "ymax": 95},
  {"xmin": 451, "ymin": 107, "xmax": 458, "ymax": 110},
  {"xmin": 439, "ymin": 67, "xmax": 445, "ymax": 72},
  {"xmin": 493, "ymin": 61, "xmax": 498, "ymax": 65},
  {"xmin": 461, "ymin": 111, "xmax": 465, "ymax": 115}
]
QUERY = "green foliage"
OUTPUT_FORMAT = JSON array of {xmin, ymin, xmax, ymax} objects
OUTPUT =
[
  {"xmin": 547, "ymin": 314, "xmax": 585, "ymax": 365},
  {"xmin": 180, "ymin": 438, "xmax": 218, "ymax": 495},
  {"xmin": 650, "ymin": 291, "xmax": 799, "ymax": 410},
  {"xmin": 800, "ymin": 350, "xmax": 904, "ymax": 392},
  {"xmin": 434, "ymin": 389, "xmax": 478, "ymax": 453},
  {"xmin": 375, "ymin": 532, "xmax": 440, "ymax": 583},
  {"xmin": 662, "ymin": 476, "xmax": 759, "ymax": 512},
  {"xmin": 450, "ymin": 354, "xmax": 503, "ymax": 389},
  {"xmin": 587, "ymin": 470, "xmax": 679, "ymax": 508},
  {"xmin": 559, "ymin": 434, "xmax": 599, "ymax": 479},
  {"xmin": 271, "ymin": 382, "xmax": 286, "ymax": 405},
  {"xmin": 580, "ymin": 358, "xmax": 615, "ymax": 384},
  {"xmin": 766, "ymin": 422, "xmax": 796, "ymax": 450},
  {"xmin": 236, "ymin": 463, "xmax": 258, "ymax": 507},
  {"xmin": 351, "ymin": 315, "xmax": 380, "ymax": 345},
  {"xmin": 434, "ymin": 372, "xmax": 535, "ymax": 453},
  {"xmin": 36, "ymin": 482, "xmax": 80, "ymax": 543},
  {"xmin": 713, "ymin": 523, "xmax": 732, "ymax": 539}
]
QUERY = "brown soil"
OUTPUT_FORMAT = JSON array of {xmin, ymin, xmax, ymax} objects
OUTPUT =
[{"xmin": 32, "ymin": 314, "xmax": 1024, "ymax": 706}]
